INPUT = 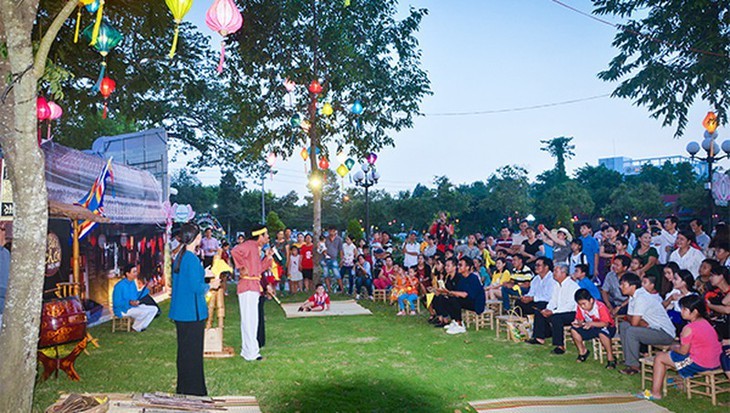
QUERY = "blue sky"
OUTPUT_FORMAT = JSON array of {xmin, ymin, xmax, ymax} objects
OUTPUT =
[{"xmin": 177, "ymin": 0, "xmax": 716, "ymax": 196}]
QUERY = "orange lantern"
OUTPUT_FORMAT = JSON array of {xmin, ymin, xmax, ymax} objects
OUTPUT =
[
  {"xmin": 318, "ymin": 156, "xmax": 329, "ymax": 170},
  {"xmin": 308, "ymin": 80, "xmax": 323, "ymax": 95},
  {"xmin": 703, "ymin": 111, "xmax": 718, "ymax": 134}
]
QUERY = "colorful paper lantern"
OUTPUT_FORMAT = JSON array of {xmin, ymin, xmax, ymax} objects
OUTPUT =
[
  {"xmin": 344, "ymin": 158, "xmax": 355, "ymax": 170},
  {"xmin": 205, "ymin": 0, "xmax": 243, "ymax": 73},
  {"xmin": 82, "ymin": 19, "xmax": 123, "ymax": 93},
  {"xmin": 290, "ymin": 114, "xmax": 302, "ymax": 128},
  {"xmin": 336, "ymin": 164, "xmax": 349, "ymax": 178},
  {"xmin": 308, "ymin": 80, "xmax": 323, "ymax": 95},
  {"xmin": 366, "ymin": 152, "xmax": 378, "ymax": 165},
  {"xmin": 306, "ymin": 146, "xmax": 321, "ymax": 155},
  {"xmin": 165, "ymin": 0, "xmax": 194, "ymax": 58},
  {"xmin": 87, "ymin": 0, "xmax": 106, "ymax": 46},
  {"xmin": 300, "ymin": 148, "xmax": 309, "ymax": 161},
  {"xmin": 703, "ymin": 111, "xmax": 719, "ymax": 134},
  {"xmin": 99, "ymin": 76, "xmax": 116, "ymax": 119},
  {"xmin": 85, "ymin": 0, "xmax": 100, "ymax": 13},
  {"xmin": 37, "ymin": 96, "xmax": 50, "ymax": 121},
  {"xmin": 351, "ymin": 100, "xmax": 364, "ymax": 115},
  {"xmin": 266, "ymin": 152, "xmax": 277, "ymax": 167},
  {"xmin": 283, "ymin": 78, "xmax": 296, "ymax": 92},
  {"xmin": 300, "ymin": 120, "xmax": 311, "ymax": 133},
  {"xmin": 321, "ymin": 102, "xmax": 334, "ymax": 116},
  {"xmin": 73, "ymin": 0, "xmax": 96, "ymax": 43},
  {"xmin": 318, "ymin": 156, "xmax": 330, "ymax": 170},
  {"xmin": 48, "ymin": 101, "xmax": 63, "ymax": 120}
]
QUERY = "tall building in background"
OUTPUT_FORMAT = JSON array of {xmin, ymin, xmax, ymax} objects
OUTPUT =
[{"xmin": 598, "ymin": 155, "xmax": 707, "ymax": 177}]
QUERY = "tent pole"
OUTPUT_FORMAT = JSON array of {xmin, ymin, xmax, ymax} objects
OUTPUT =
[{"xmin": 72, "ymin": 220, "xmax": 82, "ymax": 298}]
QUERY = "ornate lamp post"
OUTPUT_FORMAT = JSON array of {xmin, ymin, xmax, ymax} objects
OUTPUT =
[
  {"xmin": 353, "ymin": 153, "xmax": 380, "ymax": 243},
  {"xmin": 685, "ymin": 112, "xmax": 730, "ymax": 230}
]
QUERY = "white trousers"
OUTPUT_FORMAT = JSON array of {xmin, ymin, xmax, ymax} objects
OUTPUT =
[
  {"xmin": 123, "ymin": 304, "xmax": 157, "ymax": 332},
  {"xmin": 238, "ymin": 291, "xmax": 260, "ymax": 360}
]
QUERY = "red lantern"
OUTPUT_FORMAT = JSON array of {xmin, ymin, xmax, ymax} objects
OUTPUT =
[
  {"xmin": 99, "ymin": 77, "xmax": 116, "ymax": 119},
  {"xmin": 37, "ymin": 96, "xmax": 51, "ymax": 121},
  {"xmin": 308, "ymin": 80, "xmax": 323, "ymax": 95},
  {"xmin": 318, "ymin": 156, "xmax": 330, "ymax": 170}
]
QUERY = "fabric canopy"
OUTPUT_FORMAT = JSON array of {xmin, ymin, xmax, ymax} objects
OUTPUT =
[{"xmin": 42, "ymin": 142, "xmax": 166, "ymax": 224}]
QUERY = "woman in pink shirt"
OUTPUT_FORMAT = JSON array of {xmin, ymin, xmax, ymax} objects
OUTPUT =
[{"xmin": 645, "ymin": 294, "xmax": 721, "ymax": 400}]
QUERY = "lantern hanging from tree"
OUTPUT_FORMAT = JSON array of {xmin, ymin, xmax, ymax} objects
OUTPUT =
[
  {"xmin": 290, "ymin": 114, "xmax": 302, "ymax": 128},
  {"xmin": 344, "ymin": 158, "xmax": 355, "ymax": 170},
  {"xmin": 300, "ymin": 120, "xmax": 311, "ymax": 133},
  {"xmin": 336, "ymin": 164, "xmax": 349, "ymax": 178},
  {"xmin": 300, "ymin": 148, "xmax": 309, "ymax": 161},
  {"xmin": 351, "ymin": 100, "xmax": 364, "ymax": 115},
  {"xmin": 266, "ymin": 152, "xmax": 277, "ymax": 167},
  {"xmin": 165, "ymin": 0, "xmax": 194, "ymax": 58},
  {"xmin": 87, "ymin": 0, "xmax": 107, "ymax": 46},
  {"xmin": 99, "ymin": 76, "xmax": 116, "ymax": 119},
  {"xmin": 73, "ymin": 0, "xmax": 96, "ymax": 43},
  {"xmin": 205, "ymin": 0, "xmax": 243, "ymax": 73},
  {"xmin": 45, "ymin": 101, "xmax": 63, "ymax": 141},
  {"xmin": 321, "ymin": 102, "xmax": 333, "ymax": 116},
  {"xmin": 37, "ymin": 96, "xmax": 51, "ymax": 121},
  {"xmin": 366, "ymin": 152, "xmax": 378, "ymax": 165},
  {"xmin": 318, "ymin": 156, "xmax": 330, "ymax": 170},
  {"xmin": 82, "ymin": 19, "xmax": 123, "ymax": 93},
  {"xmin": 703, "ymin": 111, "xmax": 719, "ymax": 134},
  {"xmin": 308, "ymin": 80, "xmax": 323, "ymax": 95}
]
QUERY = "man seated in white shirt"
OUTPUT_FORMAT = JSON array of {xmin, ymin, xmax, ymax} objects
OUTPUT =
[
  {"xmin": 526, "ymin": 263, "xmax": 580, "ymax": 354},
  {"xmin": 618, "ymin": 272, "xmax": 676, "ymax": 375},
  {"xmin": 515, "ymin": 256, "xmax": 554, "ymax": 315}
]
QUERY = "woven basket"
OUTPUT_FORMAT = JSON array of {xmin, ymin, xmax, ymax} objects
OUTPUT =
[{"xmin": 45, "ymin": 394, "xmax": 109, "ymax": 413}]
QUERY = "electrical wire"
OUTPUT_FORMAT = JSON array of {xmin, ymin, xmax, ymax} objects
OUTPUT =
[{"xmin": 424, "ymin": 94, "xmax": 610, "ymax": 117}]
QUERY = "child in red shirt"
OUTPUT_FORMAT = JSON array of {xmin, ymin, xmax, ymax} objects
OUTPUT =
[
  {"xmin": 570, "ymin": 288, "xmax": 617, "ymax": 368},
  {"xmin": 298, "ymin": 284, "xmax": 330, "ymax": 312}
]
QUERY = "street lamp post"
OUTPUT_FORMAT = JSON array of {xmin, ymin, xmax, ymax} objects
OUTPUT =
[
  {"xmin": 353, "ymin": 154, "xmax": 380, "ymax": 243},
  {"xmin": 685, "ymin": 112, "xmax": 730, "ymax": 230}
]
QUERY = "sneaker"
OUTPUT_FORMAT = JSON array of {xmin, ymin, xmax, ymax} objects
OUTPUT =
[
  {"xmin": 409, "ymin": 311, "xmax": 416, "ymax": 316},
  {"xmin": 444, "ymin": 320, "xmax": 457, "ymax": 329},
  {"xmin": 355, "ymin": 294, "xmax": 361, "ymax": 300},
  {"xmin": 368, "ymin": 295, "xmax": 374, "ymax": 301},
  {"xmin": 396, "ymin": 311, "xmax": 405, "ymax": 316},
  {"xmin": 619, "ymin": 367, "xmax": 639, "ymax": 376},
  {"xmin": 446, "ymin": 323, "xmax": 467, "ymax": 335}
]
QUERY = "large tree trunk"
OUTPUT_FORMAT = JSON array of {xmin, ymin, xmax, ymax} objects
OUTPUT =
[{"xmin": 0, "ymin": 0, "xmax": 76, "ymax": 410}]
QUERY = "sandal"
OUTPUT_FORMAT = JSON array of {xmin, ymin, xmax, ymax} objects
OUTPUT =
[
  {"xmin": 619, "ymin": 367, "xmax": 639, "ymax": 376},
  {"xmin": 576, "ymin": 350, "xmax": 590, "ymax": 362},
  {"xmin": 605, "ymin": 360, "xmax": 616, "ymax": 369}
]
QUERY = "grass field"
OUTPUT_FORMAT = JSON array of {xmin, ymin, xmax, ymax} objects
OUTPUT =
[{"xmin": 32, "ymin": 288, "xmax": 728, "ymax": 412}]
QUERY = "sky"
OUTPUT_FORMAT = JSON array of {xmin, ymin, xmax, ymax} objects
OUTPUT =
[{"xmin": 175, "ymin": 0, "xmax": 717, "ymax": 196}]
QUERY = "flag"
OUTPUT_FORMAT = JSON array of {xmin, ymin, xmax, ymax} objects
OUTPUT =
[{"xmin": 75, "ymin": 158, "xmax": 114, "ymax": 240}]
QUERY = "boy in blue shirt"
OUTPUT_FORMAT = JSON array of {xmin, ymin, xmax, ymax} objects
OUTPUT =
[{"xmin": 573, "ymin": 264, "xmax": 602, "ymax": 301}]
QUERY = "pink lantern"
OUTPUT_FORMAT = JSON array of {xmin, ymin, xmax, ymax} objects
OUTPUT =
[
  {"xmin": 37, "ymin": 96, "xmax": 50, "ymax": 121},
  {"xmin": 266, "ymin": 152, "xmax": 277, "ymax": 167},
  {"xmin": 283, "ymin": 78, "xmax": 296, "ymax": 92},
  {"xmin": 205, "ymin": 0, "xmax": 243, "ymax": 73},
  {"xmin": 48, "ymin": 101, "xmax": 63, "ymax": 120}
]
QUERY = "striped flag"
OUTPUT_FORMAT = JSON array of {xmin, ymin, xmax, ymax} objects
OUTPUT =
[{"xmin": 75, "ymin": 158, "xmax": 114, "ymax": 240}]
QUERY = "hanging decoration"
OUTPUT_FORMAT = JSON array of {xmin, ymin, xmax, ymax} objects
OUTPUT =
[
  {"xmin": 351, "ymin": 100, "xmax": 364, "ymax": 115},
  {"xmin": 300, "ymin": 148, "xmax": 309, "ymax": 161},
  {"xmin": 703, "ymin": 111, "xmax": 719, "ymax": 135},
  {"xmin": 37, "ymin": 96, "xmax": 50, "ymax": 144},
  {"xmin": 99, "ymin": 76, "xmax": 116, "ymax": 119},
  {"xmin": 366, "ymin": 152, "xmax": 378, "ymax": 165},
  {"xmin": 73, "ymin": 0, "xmax": 96, "ymax": 43},
  {"xmin": 336, "ymin": 164, "xmax": 349, "ymax": 178},
  {"xmin": 300, "ymin": 119, "xmax": 311, "ymax": 133},
  {"xmin": 266, "ymin": 152, "xmax": 277, "ymax": 167},
  {"xmin": 82, "ymin": 19, "xmax": 123, "ymax": 94},
  {"xmin": 283, "ymin": 78, "xmax": 296, "ymax": 106},
  {"xmin": 344, "ymin": 158, "xmax": 355, "ymax": 170},
  {"xmin": 344, "ymin": 0, "xmax": 351, "ymax": 6},
  {"xmin": 290, "ymin": 114, "xmax": 302, "ymax": 128},
  {"xmin": 205, "ymin": 0, "xmax": 243, "ymax": 73},
  {"xmin": 165, "ymin": 0, "xmax": 194, "ymax": 58},
  {"xmin": 308, "ymin": 80, "xmax": 323, "ymax": 95},
  {"xmin": 318, "ymin": 156, "xmax": 330, "ymax": 170},
  {"xmin": 321, "ymin": 102, "xmax": 333, "ymax": 116},
  {"xmin": 46, "ymin": 101, "xmax": 63, "ymax": 142},
  {"xmin": 87, "ymin": 0, "xmax": 106, "ymax": 46}
]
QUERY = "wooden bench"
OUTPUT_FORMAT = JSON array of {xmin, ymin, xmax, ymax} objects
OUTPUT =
[
  {"xmin": 484, "ymin": 299, "xmax": 503, "ymax": 315},
  {"xmin": 373, "ymin": 289, "xmax": 387, "ymax": 302},
  {"xmin": 495, "ymin": 314, "xmax": 527, "ymax": 340},
  {"xmin": 111, "ymin": 314, "xmax": 132, "ymax": 332},
  {"xmin": 640, "ymin": 356, "xmax": 671, "ymax": 397},
  {"xmin": 396, "ymin": 296, "xmax": 421, "ymax": 314},
  {"xmin": 463, "ymin": 309, "xmax": 494, "ymax": 331},
  {"xmin": 684, "ymin": 368, "xmax": 730, "ymax": 406},
  {"xmin": 592, "ymin": 337, "xmax": 623, "ymax": 363}
]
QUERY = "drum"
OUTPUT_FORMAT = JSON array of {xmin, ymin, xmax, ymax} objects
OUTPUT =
[{"xmin": 39, "ymin": 297, "xmax": 87, "ymax": 349}]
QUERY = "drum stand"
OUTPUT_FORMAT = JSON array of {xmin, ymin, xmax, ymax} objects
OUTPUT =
[{"xmin": 37, "ymin": 337, "xmax": 89, "ymax": 381}]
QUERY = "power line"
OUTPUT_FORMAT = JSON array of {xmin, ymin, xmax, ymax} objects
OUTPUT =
[
  {"xmin": 424, "ymin": 94, "xmax": 610, "ymax": 117},
  {"xmin": 549, "ymin": 0, "xmax": 730, "ymax": 60}
]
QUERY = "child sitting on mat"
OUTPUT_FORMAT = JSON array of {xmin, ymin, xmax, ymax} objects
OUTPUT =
[
  {"xmin": 298, "ymin": 284, "xmax": 331, "ymax": 312},
  {"xmin": 643, "ymin": 294, "xmax": 721, "ymax": 400},
  {"xmin": 570, "ymin": 288, "xmax": 617, "ymax": 369}
]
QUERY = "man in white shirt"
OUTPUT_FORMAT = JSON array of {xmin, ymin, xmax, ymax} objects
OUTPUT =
[
  {"xmin": 617, "ymin": 272, "xmax": 676, "ymax": 375},
  {"xmin": 511, "ymin": 220, "xmax": 529, "ymax": 250},
  {"xmin": 656, "ymin": 216, "xmax": 678, "ymax": 264},
  {"xmin": 402, "ymin": 231, "xmax": 420, "ymax": 268},
  {"xmin": 516, "ymin": 257, "xmax": 556, "ymax": 316},
  {"xmin": 526, "ymin": 263, "xmax": 580, "ymax": 354}
]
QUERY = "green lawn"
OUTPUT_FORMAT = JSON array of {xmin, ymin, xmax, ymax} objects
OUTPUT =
[{"xmin": 32, "ymin": 289, "xmax": 728, "ymax": 412}]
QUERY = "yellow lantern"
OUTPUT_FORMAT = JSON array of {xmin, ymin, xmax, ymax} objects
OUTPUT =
[
  {"xmin": 300, "ymin": 148, "xmax": 309, "ymax": 161},
  {"xmin": 321, "ymin": 102, "xmax": 334, "ymax": 116},
  {"xmin": 336, "ymin": 164, "xmax": 349, "ymax": 178},
  {"xmin": 165, "ymin": 0, "xmax": 194, "ymax": 58}
]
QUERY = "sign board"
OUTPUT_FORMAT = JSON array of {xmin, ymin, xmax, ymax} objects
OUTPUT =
[{"xmin": 0, "ymin": 159, "xmax": 13, "ymax": 220}]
